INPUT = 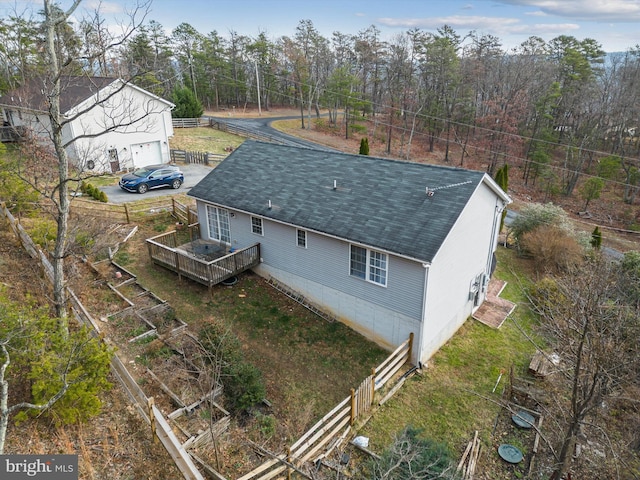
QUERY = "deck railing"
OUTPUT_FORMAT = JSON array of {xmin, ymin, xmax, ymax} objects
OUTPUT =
[{"xmin": 146, "ymin": 231, "xmax": 260, "ymax": 290}]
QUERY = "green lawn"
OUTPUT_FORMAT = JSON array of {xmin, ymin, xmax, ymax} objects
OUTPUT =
[
  {"xmin": 169, "ymin": 126, "xmax": 245, "ymax": 153},
  {"xmin": 358, "ymin": 246, "xmax": 539, "ymax": 453},
  {"xmin": 116, "ymin": 212, "xmax": 541, "ymax": 461},
  {"xmin": 113, "ymin": 214, "xmax": 390, "ymax": 432}
]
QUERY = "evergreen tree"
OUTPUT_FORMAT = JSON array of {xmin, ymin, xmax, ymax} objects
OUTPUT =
[
  {"xmin": 590, "ymin": 226, "xmax": 602, "ymax": 249},
  {"xmin": 1, "ymin": 294, "xmax": 113, "ymax": 452},
  {"xmin": 580, "ymin": 177, "xmax": 605, "ymax": 211},
  {"xmin": 359, "ymin": 137, "xmax": 370, "ymax": 155},
  {"xmin": 171, "ymin": 86, "xmax": 204, "ymax": 118}
]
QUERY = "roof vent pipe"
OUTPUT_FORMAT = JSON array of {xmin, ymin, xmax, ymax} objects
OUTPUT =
[
  {"xmin": 268, "ymin": 200, "xmax": 272, "ymax": 209},
  {"xmin": 333, "ymin": 180, "xmax": 337, "ymax": 190}
]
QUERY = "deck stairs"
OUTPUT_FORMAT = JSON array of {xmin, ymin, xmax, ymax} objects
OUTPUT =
[{"xmin": 267, "ymin": 276, "xmax": 336, "ymax": 323}]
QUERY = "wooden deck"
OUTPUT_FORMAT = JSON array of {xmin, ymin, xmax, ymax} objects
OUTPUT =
[{"xmin": 146, "ymin": 229, "xmax": 260, "ymax": 291}]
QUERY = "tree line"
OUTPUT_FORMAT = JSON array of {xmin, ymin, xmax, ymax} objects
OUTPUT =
[
  {"xmin": 1, "ymin": 10, "xmax": 640, "ymax": 206},
  {"xmin": 2, "ymin": 4, "xmax": 640, "ymax": 476}
]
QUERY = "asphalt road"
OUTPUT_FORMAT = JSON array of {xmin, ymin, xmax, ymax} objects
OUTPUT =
[
  {"xmin": 206, "ymin": 114, "xmax": 339, "ymax": 151},
  {"xmin": 102, "ymin": 163, "xmax": 214, "ymax": 204}
]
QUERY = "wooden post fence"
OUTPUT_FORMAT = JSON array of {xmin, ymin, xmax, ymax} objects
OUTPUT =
[{"xmin": 239, "ymin": 334, "xmax": 415, "ymax": 480}]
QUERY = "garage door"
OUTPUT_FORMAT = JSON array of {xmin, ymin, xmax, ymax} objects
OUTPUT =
[{"xmin": 131, "ymin": 141, "xmax": 162, "ymax": 168}]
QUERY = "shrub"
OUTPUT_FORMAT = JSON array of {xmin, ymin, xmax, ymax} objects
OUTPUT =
[
  {"xmin": 97, "ymin": 190, "xmax": 108, "ymax": 203},
  {"xmin": 579, "ymin": 177, "xmax": 604, "ymax": 210},
  {"xmin": 79, "ymin": 181, "xmax": 107, "ymax": 202},
  {"xmin": 27, "ymin": 323, "xmax": 113, "ymax": 424},
  {"xmin": 198, "ymin": 323, "xmax": 266, "ymax": 414},
  {"xmin": 367, "ymin": 426, "xmax": 458, "ymax": 480},
  {"xmin": 527, "ymin": 276, "xmax": 566, "ymax": 318},
  {"xmin": 29, "ymin": 218, "xmax": 58, "ymax": 250},
  {"xmin": 74, "ymin": 230, "xmax": 95, "ymax": 250},
  {"xmin": 254, "ymin": 411, "xmax": 276, "ymax": 439},
  {"xmin": 620, "ymin": 251, "xmax": 640, "ymax": 307},
  {"xmin": 350, "ymin": 122, "xmax": 367, "ymax": 134},
  {"xmin": 590, "ymin": 226, "xmax": 602, "ymax": 249},
  {"xmin": 3, "ymin": 302, "xmax": 114, "ymax": 426},
  {"xmin": 508, "ymin": 202, "xmax": 571, "ymax": 249},
  {"xmin": 224, "ymin": 361, "xmax": 266, "ymax": 413},
  {"xmin": 359, "ymin": 137, "xmax": 370, "ymax": 155},
  {"xmin": 0, "ymin": 154, "xmax": 40, "ymax": 215},
  {"xmin": 520, "ymin": 225, "xmax": 584, "ymax": 273}
]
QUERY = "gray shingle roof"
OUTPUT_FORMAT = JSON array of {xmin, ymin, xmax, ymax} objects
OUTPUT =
[
  {"xmin": 0, "ymin": 76, "xmax": 117, "ymax": 114},
  {"xmin": 188, "ymin": 140, "xmax": 497, "ymax": 262}
]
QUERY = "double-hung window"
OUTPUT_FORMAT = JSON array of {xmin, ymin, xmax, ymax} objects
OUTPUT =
[
  {"xmin": 251, "ymin": 216, "xmax": 263, "ymax": 235},
  {"xmin": 296, "ymin": 229, "xmax": 307, "ymax": 248},
  {"xmin": 206, "ymin": 205, "xmax": 231, "ymax": 244},
  {"xmin": 350, "ymin": 245, "xmax": 387, "ymax": 286}
]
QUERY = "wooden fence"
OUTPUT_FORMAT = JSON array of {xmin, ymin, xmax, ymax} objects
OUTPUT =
[
  {"xmin": 172, "ymin": 118, "xmax": 208, "ymax": 128},
  {"xmin": 0, "ymin": 201, "xmax": 205, "ymax": 480},
  {"xmin": 208, "ymin": 118, "xmax": 284, "ymax": 144},
  {"xmin": 172, "ymin": 116, "xmax": 296, "ymax": 146},
  {"xmin": 238, "ymin": 333, "xmax": 414, "ymax": 480},
  {"xmin": 70, "ymin": 197, "xmax": 196, "ymax": 224},
  {"xmin": 170, "ymin": 149, "xmax": 225, "ymax": 165}
]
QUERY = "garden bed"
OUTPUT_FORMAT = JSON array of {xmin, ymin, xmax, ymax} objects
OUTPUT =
[
  {"xmin": 91, "ymin": 259, "xmax": 137, "ymax": 285},
  {"xmin": 138, "ymin": 303, "xmax": 187, "ymax": 337}
]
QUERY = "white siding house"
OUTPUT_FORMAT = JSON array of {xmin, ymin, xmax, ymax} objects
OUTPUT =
[
  {"xmin": 188, "ymin": 141, "xmax": 511, "ymax": 366},
  {"xmin": 0, "ymin": 76, "xmax": 174, "ymax": 173}
]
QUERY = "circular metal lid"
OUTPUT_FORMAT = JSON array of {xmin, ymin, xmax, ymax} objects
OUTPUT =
[
  {"xmin": 512, "ymin": 410, "xmax": 535, "ymax": 429},
  {"xmin": 498, "ymin": 444, "xmax": 524, "ymax": 464}
]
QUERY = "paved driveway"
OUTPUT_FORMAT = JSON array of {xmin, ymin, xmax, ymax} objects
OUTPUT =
[
  {"xmin": 102, "ymin": 114, "xmax": 330, "ymax": 204},
  {"xmin": 101, "ymin": 163, "xmax": 214, "ymax": 204}
]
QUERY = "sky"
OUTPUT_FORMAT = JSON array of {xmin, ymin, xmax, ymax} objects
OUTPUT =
[{"xmin": 2, "ymin": 0, "xmax": 640, "ymax": 53}]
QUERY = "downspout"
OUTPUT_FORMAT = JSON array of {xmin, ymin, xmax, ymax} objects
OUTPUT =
[
  {"xmin": 417, "ymin": 262, "xmax": 430, "ymax": 368},
  {"xmin": 486, "ymin": 200, "xmax": 505, "ymax": 279}
]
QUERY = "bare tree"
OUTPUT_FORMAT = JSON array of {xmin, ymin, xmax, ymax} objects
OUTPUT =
[
  {"xmin": 528, "ymin": 256, "xmax": 640, "ymax": 479},
  {"xmin": 16, "ymin": 0, "xmax": 151, "ymax": 325},
  {"xmin": 369, "ymin": 426, "xmax": 458, "ymax": 479},
  {"xmin": 187, "ymin": 328, "xmax": 228, "ymax": 470}
]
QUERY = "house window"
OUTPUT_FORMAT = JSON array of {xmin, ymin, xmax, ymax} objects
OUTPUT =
[
  {"xmin": 297, "ymin": 229, "xmax": 307, "ymax": 248},
  {"xmin": 350, "ymin": 245, "xmax": 387, "ymax": 286},
  {"xmin": 369, "ymin": 250, "xmax": 387, "ymax": 285},
  {"xmin": 206, "ymin": 205, "xmax": 230, "ymax": 244},
  {"xmin": 251, "ymin": 216, "xmax": 263, "ymax": 235}
]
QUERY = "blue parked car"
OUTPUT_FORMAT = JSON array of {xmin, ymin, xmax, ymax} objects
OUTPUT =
[{"xmin": 119, "ymin": 164, "xmax": 184, "ymax": 194}]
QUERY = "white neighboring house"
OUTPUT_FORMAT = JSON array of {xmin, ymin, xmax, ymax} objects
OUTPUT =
[{"xmin": 0, "ymin": 76, "xmax": 175, "ymax": 173}]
